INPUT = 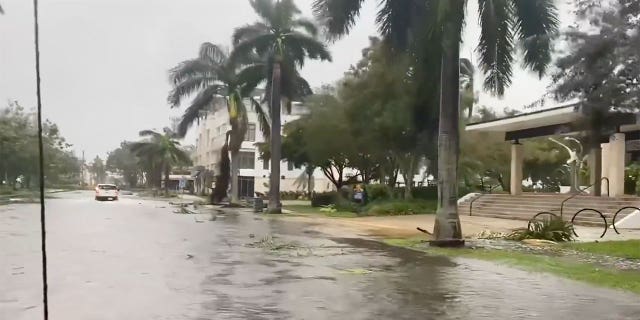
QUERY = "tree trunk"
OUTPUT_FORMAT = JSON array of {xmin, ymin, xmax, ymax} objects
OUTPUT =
[
  {"xmin": 432, "ymin": 33, "xmax": 463, "ymax": 245},
  {"xmin": 306, "ymin": 166, "xmax": 314, "ymax": 197},
  {"xmin": 401, "ymin": 155, "xmax": 416, "ymax": 200},
  {"xmin": 268, "ymin": 61, "xmax": 282, "ymax": 213},
  {"xmin": 163, "ymin": 162, "xmax": 170, "ymax": 196},
  {"xmin": 230, "ymin": 149, "xmax": 240, "ymax": 204},
  {"xmin": 403, "ymin": 175, "xmax": 413, "ymax": 200}
]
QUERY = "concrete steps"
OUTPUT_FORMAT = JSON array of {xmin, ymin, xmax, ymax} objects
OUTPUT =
[{"xmin": 458, "ymin": 193, "xmax": 640, "ymax": 226}]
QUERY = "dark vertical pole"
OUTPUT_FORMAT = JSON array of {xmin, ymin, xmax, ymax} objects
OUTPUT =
[{"xmin": 32, "ymin": 0, "xmax": 49, "ymax": 318}]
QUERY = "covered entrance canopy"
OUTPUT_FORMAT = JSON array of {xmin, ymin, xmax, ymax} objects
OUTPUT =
[{"xmin": 466, "ymin": 102, "xmax": 640, "ymax": 197}]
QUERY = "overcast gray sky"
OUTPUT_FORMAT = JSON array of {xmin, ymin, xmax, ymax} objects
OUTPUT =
[{"xmin": 0, "ymin": 0, "xmax": 571, "ymax": 160}]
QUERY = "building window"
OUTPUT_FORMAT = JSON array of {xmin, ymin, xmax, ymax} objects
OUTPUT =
[
  {"xmin": 245, "ymin": 123, "xmax": 256, "ymax": 142},
  {"xmin": 287, "ymin": 161, "xmax": 294, "ymax": 171},
  {"xmin": 238, "ymin": 152, "xmax": 255, "ymax": 169},
  {"xmin": 263, "ymin": 159, "xmax": 269, "ymax": 170}
]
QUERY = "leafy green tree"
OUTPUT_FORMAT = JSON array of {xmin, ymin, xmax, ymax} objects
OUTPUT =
[
  {"xmin": 339, "ymin": 41, "xmax": 419, "ymax": 197},
  {"xmin": 106, "ymin": 142, "xmax": 140, "ymax": 187},
  {"xmin": 90, "ymin": 156, "xmax": 106, "ymax": 185},
  {"xmin": 0, "ymin": 101, "xmax": 80, "ymax": 189},
  {"xmin": 232, "ymin": 0, "xmax": 332, "ymax": 213},
  {"xmin": 129, "ymin": 129, "xmax": 192, "ymax": 195},
  {"xmin": 273, "ymin": 97, "xmax": 351, "ymax": 190},
  {"xmin": 168, "ymin": 42, "xmax": 269, "ymax": 203},
  {"xmin": 314, "ymin": 0, "xmax": 559, "ymax": 243},
  {"xmin": 553, "ymin": 0, "xmax": 640, "ymax": 195}
]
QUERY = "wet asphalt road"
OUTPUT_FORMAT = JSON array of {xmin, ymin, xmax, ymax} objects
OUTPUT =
[{"xmin": 1, "ymin": 191, "xmax": 640, "ymax": 320}]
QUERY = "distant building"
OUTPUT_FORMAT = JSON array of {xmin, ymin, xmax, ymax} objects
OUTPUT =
[{"xmin": 192, "ymin": 98, "xmax": 335, "ymax": 198}]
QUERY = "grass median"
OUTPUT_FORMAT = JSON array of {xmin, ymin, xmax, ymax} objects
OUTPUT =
[
  {"xmin": 384, "ymin": 237, "xmax": 640, "ymax": 295},
  {"xmin": 562, "ymin": 240, "xmax": 640, "ymax": 259},
  {"xmin": 284, "ymin": 199, "xmax": 437, "ymax": 218}
]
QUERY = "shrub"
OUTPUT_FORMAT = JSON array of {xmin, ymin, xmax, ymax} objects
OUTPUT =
[
  {"xmin": 411, "ymin": 186, "xmax": 438, "ymax": 200},
  {"xmin": 507, "ymin": 217, "xmax": 575, "ymax": 242},
  {"xmin": 311, "ymin": 192, "xmax": 337, "ymax": 207},
  {"xmin": 365, "ymin": 199, "xmax": 437, "ymax": 216},
  {"xmin": 366, "ymin": 184, "xmax": 391, "ymax": 202},
  {"xmin": 393, "ymin": 186, "xmax": 438, "ymax": 200},
  {"xmin": 334, "ymin": 197, "xmax": 361, "ymax": 213},
  {"xmin": 280, "ymin": 191, "xmax": 308, "ymax": 200}
]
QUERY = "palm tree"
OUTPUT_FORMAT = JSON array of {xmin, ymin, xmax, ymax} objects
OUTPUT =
[
  {"xmin": 459, "ymin": 58, "xmax": 475, "ymax": 120},
  {"xmin": 129, "ymin": 129, "xmax": 192, "ymax": 195},
  {"xmin": 232, "ymin": 0, "xmax": 332, "ymax": 213},
  {"xmin": 168, "ymin": 42, "xmax": 269, "ymax": 204},
  {"xmin": 314, "ymin": 0, "xmax": 558, "ymax": 244}
]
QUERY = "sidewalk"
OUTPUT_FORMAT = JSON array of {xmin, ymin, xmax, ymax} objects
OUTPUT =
[{"xmin": 278, "ymin": 213, "xmax": 640, "ymax": 242}]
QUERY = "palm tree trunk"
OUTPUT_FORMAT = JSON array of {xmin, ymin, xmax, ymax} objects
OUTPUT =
[
  {"xmin": 268, "ymin": 61, "xmax": 282, "ymax": 213},
  {"xmin": 230, "ymin": 150, "xmax": 240, "ymax": 203},
  {"xmin": 163, "ymin": 162, "xmax": 170, "ymax": 196},
  {"xmin": 432, "ymin": 34, "xmax": 464, "ymax": 246},
  {"xmin": 306, "ymin": 166, "xmax": 314, "ymax": 197}
]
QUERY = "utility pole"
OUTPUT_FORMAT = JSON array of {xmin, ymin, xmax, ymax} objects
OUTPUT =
[{"xmin": 81, "ymin": 150, "xmax": 85, "ymax": 187}]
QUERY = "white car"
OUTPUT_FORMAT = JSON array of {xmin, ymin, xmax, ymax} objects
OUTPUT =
[{"xmin": 95, "ymin": 184, "xmax": 119, "ymax": 201}]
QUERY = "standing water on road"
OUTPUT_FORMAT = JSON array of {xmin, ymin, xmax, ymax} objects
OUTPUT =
[{"xmin": 1, "ymin": 192, "xmax": 639, "ymax": 319}]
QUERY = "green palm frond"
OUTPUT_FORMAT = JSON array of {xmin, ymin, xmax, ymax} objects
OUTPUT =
[
  {"xmin": 286, "ymin": 32, "xmax": 333, "ymax": 63},
  {"xmin": 511, "ymin": 0, "xmax": 559, "ymax": 77},
  {"xmin": 198, "ymin": 42, "xmax": 229, "ymax": 65},
  {"xmin": 251, "ymin": 97, "xmax": 271, "ymax": 140},
  {"xmin": 138, "ymin": 130, "xmax": 163, "ymax": 139},
  {"xmin": 168, "ymin": 59, "xmax": 216, "ymax": 86},
  {"xmin": 169, "ymin": 144, "xmax": 192, "ymax": 165},
  {"xmin": 477, "ymin": 0, "xmax": 515, "ymax": 95},
  {"xmin": 175, "ymin": 84, "xmax": 225, "ymax": 137},
  {"xmin": 232, "ymin": 23, "xmax": 270, "ymax": 45},
  {"xmin": 231, "ymin": 33, "xmax": 279, "ymax": 63},
  {"xmin": 292, "ymin": 18, "xmax": 319, "ymax": 37},
  {"xmin": 250, "ymin": 0, "xmax": 279, "ymax": 23},
  {"xmin": 273, "ymin": 0, "xmax": 300, "ymax": 29},
  {"xmin": 237, "ymin": 64, "xmax": 267, "ymax": 97},
  {"xmin": 375, "ymin": 0, "xmax": 426, "ymax": 49},
  {"xmin": 312, "ymin": 0, "xmax": 365, "ymax": 40},
  {"xmin": 167, "ymin": 74, "xmax": 219, "ymax": 107},
  {"xmin": 0, "ymin": 4, "xmax": 4, "ymax": 14}
]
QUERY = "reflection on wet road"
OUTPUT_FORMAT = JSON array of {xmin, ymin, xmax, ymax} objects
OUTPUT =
[{"xmin": 1, "ymin": 191, "xmax": 639, "ymax": 319}]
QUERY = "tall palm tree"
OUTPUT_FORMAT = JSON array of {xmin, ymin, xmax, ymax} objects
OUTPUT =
[
  {"xmin": 232, "ymin": 0, "xmax": 332, "ymax": 213},
  {"xmin": 168, "ymin": 42, "xmax": 269, "ymax": 204},
  {"xmin": 459, "ymin": 58, "xmax": 475, "ymax": 120},
  {"xmin": 129, "ymin": 129, "xmax": 192, "ymax": 195},
  {"xmin": 314, "ymin": 0, "xmax": 558, "ymax": 244}
]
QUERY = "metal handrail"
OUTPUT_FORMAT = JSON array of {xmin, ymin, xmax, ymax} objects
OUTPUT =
[
  {"xmin": 560, "ymin": 177, "xmax": 610, "ymax": 218},
  {"xmin": 468, "ymin": 184, "xmax": 501, "ymax": 216}
]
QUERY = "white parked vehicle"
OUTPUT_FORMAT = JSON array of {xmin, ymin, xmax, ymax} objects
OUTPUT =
[{"xmin": 95, "ymin": 184, "xmax": 119, "ymax": 201}]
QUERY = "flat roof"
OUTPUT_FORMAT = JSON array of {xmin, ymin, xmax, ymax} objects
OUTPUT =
[{"xmin": 466, "ymin": 101, "xmax": 581, "ymax": 133}]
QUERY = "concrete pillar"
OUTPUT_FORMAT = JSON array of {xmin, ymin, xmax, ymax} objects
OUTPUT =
[
  {"xmin": 601, "ymin": 143, "xmax": 610, "ymax": 196},
  {"xmin": 609, "ymin": 133, "xmax": 626, "ymax": 197},
  {"xmin": 510, "ymin": 141, "xmax": 524, "ymax": 195}
]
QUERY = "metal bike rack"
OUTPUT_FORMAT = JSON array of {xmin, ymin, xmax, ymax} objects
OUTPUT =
[
  {"xmin": 611, "ymin": 206, "xmax": 640, "ymax": 235},
  {"xmin": 571, "ymin": 208, "xmax": 608, "ymax": 238}
]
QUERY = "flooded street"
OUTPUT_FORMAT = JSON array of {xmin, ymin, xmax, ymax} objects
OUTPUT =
[{"xmin": 2, "ymin": 192, "xmax": 639, "ymax": 319}]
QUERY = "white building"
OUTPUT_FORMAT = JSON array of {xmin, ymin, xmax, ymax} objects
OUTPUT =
[{"xmin": 193, "ymin": 98, "xmax": 335, "ymax": 198}]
